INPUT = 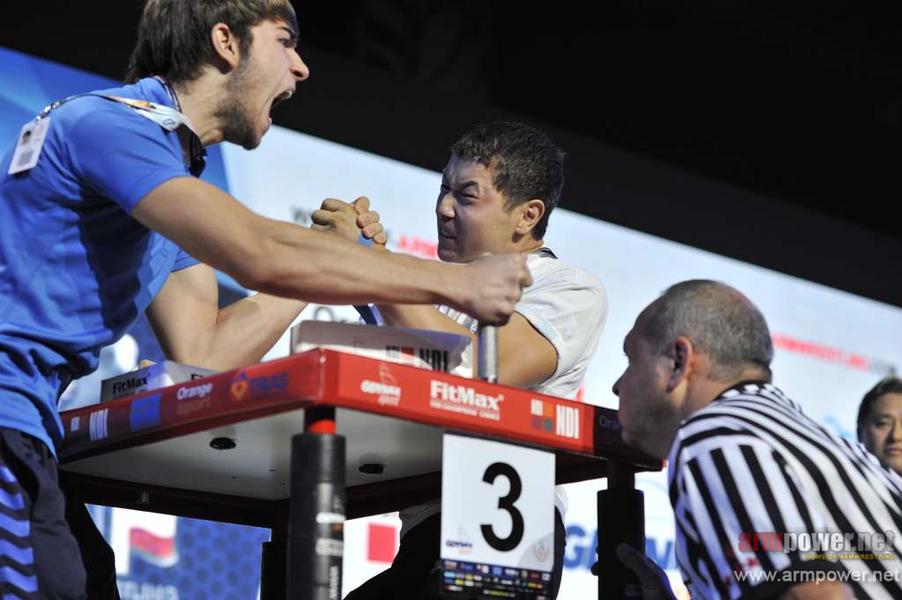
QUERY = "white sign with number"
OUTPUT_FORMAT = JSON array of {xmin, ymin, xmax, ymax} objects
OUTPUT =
[{"xmin": 440, "ymin": 433, "xmax": 555, "ymax": 572}]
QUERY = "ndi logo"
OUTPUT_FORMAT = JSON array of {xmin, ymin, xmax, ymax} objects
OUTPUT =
[{"xmin": 555, "ymin": 405, "xmax": 580, "ymax": 439}]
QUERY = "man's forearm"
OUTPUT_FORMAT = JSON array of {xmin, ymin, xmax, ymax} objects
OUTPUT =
[
  {"xmin": 133, "ymin": 178, "xmax": 528, "ymax": 325},
  {"xmin": 258, "ymin": 226, "xmax": 462, "ymax": 306},
  {"xmin": 198, "ymin": 294, "xmax": 307, "ymax": 371},
  {"xmin": 134, "ymin": 179, "xmax": 461, "ymax": 307},
  {"xmin": 147, "ymin": 262, "xmax": 309, "ymax": 372},
  {"xmin": 377, "ymin": 304, "xmax": 475, "ymax": 339}
]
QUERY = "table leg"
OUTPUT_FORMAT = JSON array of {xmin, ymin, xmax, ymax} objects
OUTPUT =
[
  {"xmin": 596, "ymin": 460, "xmax": 645, "ymax": 599},
  {"xmin": 287, "ymin": 407, "xmax": 346, "ymax": 600}
]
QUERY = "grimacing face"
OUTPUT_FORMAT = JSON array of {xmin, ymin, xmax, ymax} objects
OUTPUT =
[
  {"xmin": 435, "ymin": 155, "xmax": 522, "ymax": 263},
  {"xmin": 859, "ymin": 392, "xmax": 902, "ymax": 474}
]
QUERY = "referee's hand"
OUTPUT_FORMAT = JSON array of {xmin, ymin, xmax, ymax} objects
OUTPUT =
[{"xmin": 616, "ymin": 543, "xmax": 677, "ymax": 600}]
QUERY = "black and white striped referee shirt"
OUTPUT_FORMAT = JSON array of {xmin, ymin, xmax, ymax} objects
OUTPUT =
[{"xmin": 668, "ymin": 381, "xmax": 902, "ymax": 599}]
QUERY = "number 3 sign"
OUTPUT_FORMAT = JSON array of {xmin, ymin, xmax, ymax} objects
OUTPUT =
[{"xmin": 440, "ymin": 433, "xmax": 555, "ymax": 572}]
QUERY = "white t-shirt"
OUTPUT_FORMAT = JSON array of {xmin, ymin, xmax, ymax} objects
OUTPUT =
[{"xmin": 399, "ymin": 248, "xmax": 608, "ymax": 536}]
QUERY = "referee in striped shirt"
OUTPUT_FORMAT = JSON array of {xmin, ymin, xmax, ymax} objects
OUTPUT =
[{"xmin": 612, "ymin": 280, "xmax": 902, "ymax": 599}]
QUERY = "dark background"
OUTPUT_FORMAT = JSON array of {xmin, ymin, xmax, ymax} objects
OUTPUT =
[{"xmin": 3, "ymin": 0, "xmax": 900, "ymax": 307}]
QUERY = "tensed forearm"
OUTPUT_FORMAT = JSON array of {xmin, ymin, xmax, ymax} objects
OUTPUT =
[
  {"xmin": 377, "ymin": 304, "xmax": 475, "ymax": 339},
  {"xmin": 253, "ymin": 223, "xmax": 462, "ymax": 307},
  {"xmin": 192, "ymin": 294, "xmax": 308, "ymax": 370}
]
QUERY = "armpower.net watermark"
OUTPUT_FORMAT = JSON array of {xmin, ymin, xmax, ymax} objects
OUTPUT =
[
  {"xmin": 734, "ymin": 568, "xmax": 901, "ymax": 586},
  {"xmin": 738, "ymin": 530, "xmax": 898, "ymax": 562}
]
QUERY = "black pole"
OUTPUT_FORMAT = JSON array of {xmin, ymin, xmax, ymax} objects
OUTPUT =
[
  {"xmin": 287, "ymin": 425, "xmax": 346, "ymax": 600},
  {"xmin": 260, "ymin": 540, "xmax": 287, "ymax": 600},
  {"xmin": 596, "ymin": 460, "xmax": 645, "ymax": 599},
  {"xmin": 260, "ymin": 504, "xmax": 290, "ymax": 600}
]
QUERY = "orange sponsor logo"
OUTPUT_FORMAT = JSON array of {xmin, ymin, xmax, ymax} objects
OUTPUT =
[{"xmin": 230, "ymin": 372, "xmax": 249, "ymax": 401}]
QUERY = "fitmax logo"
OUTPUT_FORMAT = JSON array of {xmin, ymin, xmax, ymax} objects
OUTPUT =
[
  {"xmin": 112, "ymin": 377, "xmax": 147, "ymax": 396},
  {"xmin": 430, "ymin": 381, "xmax": 502, "ymax": 411}
]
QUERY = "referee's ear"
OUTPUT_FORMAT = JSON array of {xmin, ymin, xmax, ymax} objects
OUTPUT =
[{"xmin": 666, "ymin": 337, "xmax": 692, "ymax": 391}]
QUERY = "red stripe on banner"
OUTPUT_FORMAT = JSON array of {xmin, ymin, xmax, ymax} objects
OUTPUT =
[
  {"xmin": 129, "ymin": 528, "xmax": 175, "ymax": 559},
  {"xmin": 772, "ymin": 333, "xmax": 871, "ymax": 371}
]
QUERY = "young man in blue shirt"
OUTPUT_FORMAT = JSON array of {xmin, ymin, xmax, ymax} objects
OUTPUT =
[{"xmin": 0, "ymin": 1, "xmax": 531, "ymax": 596}]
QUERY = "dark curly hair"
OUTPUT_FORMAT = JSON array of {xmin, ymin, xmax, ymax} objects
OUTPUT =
[{"xmin": 451, "ymin": 121, "xmax": 565, "ymax": 239}]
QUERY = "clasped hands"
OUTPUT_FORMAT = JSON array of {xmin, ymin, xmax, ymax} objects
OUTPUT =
[{"xmin": 311, "ymin": 196, "xmax": 387, "ymax": 248}]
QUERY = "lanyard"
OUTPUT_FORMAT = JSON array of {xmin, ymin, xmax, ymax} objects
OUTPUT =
[
  {"xmin": 102, "ymin": 95, "xmax": 194, "ymax": 132},
  {"xmin": 35, "ymin": 92, "xmax": 206, "ymax": 176},
  {"xmin": 36, "ymin": 92, "xmax": 189, "ymax": 129}
]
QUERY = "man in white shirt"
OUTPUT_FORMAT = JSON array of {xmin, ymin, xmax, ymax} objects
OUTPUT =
[{"xmin": 344, "ymin": 121, "xmax": 608, "ymax": 599}]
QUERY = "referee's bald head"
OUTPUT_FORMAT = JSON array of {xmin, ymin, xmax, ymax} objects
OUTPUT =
[{"xmin": 636, "ymin": 280, "xmax": 773, "ymax": 383}]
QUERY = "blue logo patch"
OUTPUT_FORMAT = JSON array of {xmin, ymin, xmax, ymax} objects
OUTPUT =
[{"xmin": 130, "ymin": 393, "xmax": 161, "ymax": 431}]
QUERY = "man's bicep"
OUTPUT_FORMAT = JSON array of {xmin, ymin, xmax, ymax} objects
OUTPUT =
[
  {"xmin": 132, "ymin": 176, "xmax": 248, "ymax": 246},
  {"xmin": 131, "ymin": 177, "xmax": 270, "ymax": 287},
  {"xmin": 146, "ymin": 263, "xmax": 219, "ymax": 364},
  {"xmin": 497, "ymin": 312, "xmax": 558, "ymax": 388},
  {"xmin": 510, "ymin": 274, "xmax": 605, "ymax": 386}
]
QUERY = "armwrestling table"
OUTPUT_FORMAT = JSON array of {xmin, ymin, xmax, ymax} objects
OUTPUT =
[{"xmin": 59, "ymin": 349, "xmax": 661, "ymax": 599}]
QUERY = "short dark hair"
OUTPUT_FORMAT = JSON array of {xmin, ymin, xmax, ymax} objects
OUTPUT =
[
  {"xmin": 857, "ymin": 377, "xmax": 902, "ymax": 432},
  {"xmin": 451, "ymin": 121, "xmax": 565, "ymax": 239},
  {"xmin": 638, "ymin": 280, "xmax": 774, "ymax": 382},
  {"xmin": 125, "ymin": 0, "xmax": 297, "ymax": 85}
]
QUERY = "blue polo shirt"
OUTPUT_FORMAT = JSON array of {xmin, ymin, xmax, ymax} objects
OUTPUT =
[{"xmin": 0, "ymin": 77, "xmax": 200, "ymax": 453}]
